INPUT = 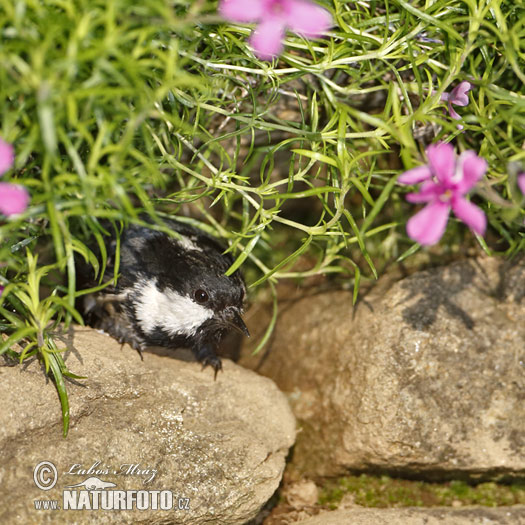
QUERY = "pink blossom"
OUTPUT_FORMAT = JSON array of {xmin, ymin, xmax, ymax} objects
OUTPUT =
[
  {"xmin": 518, "ymin": 173, "xmax": 525, "ymax": 195},
  {"xmin": 0, "ymin": 183, "xmax": 30, "ymax": 216},
  {"xmin": 398, "ymin": 142, "xmax": 487, "ymax": 246},
  {"xmin": 441, "ymin": 81, "xmax": 471, "ymax": 126},
  {"xmin": 219, "ymin": 0, "xmax": 332, "ymax": 60},
  {"xmin": 0, "ymin": 138, "xmax": 14, "ymax": 175},
  {"xmin": 0, "ymin": 138, "xmax": 30, "ymax": 216}
]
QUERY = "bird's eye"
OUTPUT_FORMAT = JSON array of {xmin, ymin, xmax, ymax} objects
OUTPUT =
[{"xmin": 194, "ymin": 289, "xmax": 209, "ymax": 304}]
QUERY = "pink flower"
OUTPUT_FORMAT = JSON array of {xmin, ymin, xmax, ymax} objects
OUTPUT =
[
  {"xmin": 219, "ymin": 0, "xmax": 332, "ymax": 60},
  {"xmin": 440, "ymin": 81, "xmax": 471, "ymax": 126},
  {"xmin": 0, "ymin": 183, "xmax": 30, "ymax": 216},
  {"xmin": 518, "ymin": 173, "xmax": 525, "ymax": 195},
  {"xmin": 0, "ymin": 138, "xmax": 14, "ymax": 175},
  {"xmin": 398, "ymin": 142, "xmax": 487, "ymax": 246},
  {"xmin": 0, "ymin": 138, "xmax": 29, "ymax": 216}
]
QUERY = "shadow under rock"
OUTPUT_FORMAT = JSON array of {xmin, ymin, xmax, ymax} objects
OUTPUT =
[
  {"xmin": 399, "ymin": 261, "xmax": 477, "ymax": 331},
  {"xmin": 495, "ymin": 254, "xmax": 525, "ymax": 303}
]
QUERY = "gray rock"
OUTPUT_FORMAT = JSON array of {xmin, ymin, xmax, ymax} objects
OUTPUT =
[
  {"xmin": 0, "ymin": 327, "xmax": 296, "ymax": 524},
  {"xmin": 294, "ymin": 506, "xmax": 525, "ymax": 525},
  {"xmin": 240, "ymin": 257, "xmax": 525, "ymax": 479}
]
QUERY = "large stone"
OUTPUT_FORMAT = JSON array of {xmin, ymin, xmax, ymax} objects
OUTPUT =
[
  {"xmin": 0, "ymin": 327, "xmax": 295, "ymax": 524},
  {"xmin": 240, "ymin": 256, "xmax": 525, "ymax": 480},
  {"xmin": 293, "ymin": 506, "xmax": 525, "ymax": 525}
]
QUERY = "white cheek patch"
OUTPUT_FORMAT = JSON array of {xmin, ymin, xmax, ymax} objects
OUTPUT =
[{"xmin": 133, "ymin": 280, "xmax": 213, "ymax": 337}]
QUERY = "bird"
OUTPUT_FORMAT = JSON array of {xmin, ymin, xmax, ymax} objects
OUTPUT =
[{"xmin": 76, "ymin": 217, "xmax": 249, "ymax": 377}]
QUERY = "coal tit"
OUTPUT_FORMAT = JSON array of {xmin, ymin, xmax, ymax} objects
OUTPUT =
[{"xmin": 77, "ymin": 217, "xmax": 249, "ymax": 376}]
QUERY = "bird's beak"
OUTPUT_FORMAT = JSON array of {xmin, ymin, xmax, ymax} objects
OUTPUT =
[{"xmin": 226, "ymin": 309, "xmax": 250, "ymax": 337}]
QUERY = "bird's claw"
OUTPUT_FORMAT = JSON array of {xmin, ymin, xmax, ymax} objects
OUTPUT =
[{"xmin": 195, "ymin": 346, "xmax": 222, "ymax": 380}]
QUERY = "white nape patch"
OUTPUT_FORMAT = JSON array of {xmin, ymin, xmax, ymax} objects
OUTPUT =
[
  {"xmin": 134, "ymin": 279, "xmax": 213, "ymax": 337},
  {"xmin": 175, "ymin": 235, "xmax": 202, "ymax": 252}
]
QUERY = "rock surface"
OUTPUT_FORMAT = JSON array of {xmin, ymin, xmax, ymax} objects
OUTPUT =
[
  {"xmin": 241, "ymin": 256, "xmax": 525, "ymax": 480},
  {"xmin": 293, "ymin": 506, "xmax": 525, "ymax": 525},
  {"xmin": 0, "ymin": 327, "xmax": 296, "ymax": 524}
]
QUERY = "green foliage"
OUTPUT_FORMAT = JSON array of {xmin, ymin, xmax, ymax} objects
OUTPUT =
[
  {"xmin": 0, "ymin": 0, "xmax": 524, "ymax": 432},
  {"xmin": 318, "ymin": 474, "xmax": 525, "ymax": 508}
]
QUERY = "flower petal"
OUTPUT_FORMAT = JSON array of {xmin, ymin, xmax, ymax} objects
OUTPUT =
[
  {"xmin": 448, "ymin": 101, "xmax": 461, "ymax": 120},
  {"xmin": 451, "ymin": 196, "xmax": 486, "ymax": 236},
  {"xmin": 405, "ymin": 180, "xmax": 441, "ymax": 203},
  {"xmin": 426, "ymin": 141, "xmax": 455, "ymax": 183},
  {"xmin": 285, "ymin": 0, "xmax": 333, "ymax": 37},
  {"xmin": 0, "ymin": 183, "xmax": 30, "ymax": 216},
  {"xmin": 0, "ymin": 138, "xmax": 14, "ymax": 176},
  {"xmin": 397, "ymin": 165, "xmax": 432, "ymax": 185},
  {"xmin": 406, "ymin": 201, "xmax": 450, "ymax": 246},
  {"xmin": 518, "ymin": 173, "xmax": 525, "ymax": 195},
  {"xmin": 456, "ymin": 151, "xmax": 487, "ymax": 194},
  {"xmin": 249, "ymin": 19, "xmax": 286, "ymax": 59},
  {"xmin": 219, "ymin": 0, "xmax": 264, "ymax": 23},
  {"xmin": 450, "ymin": 81, "xmax": 471, "ymax": 106}
]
